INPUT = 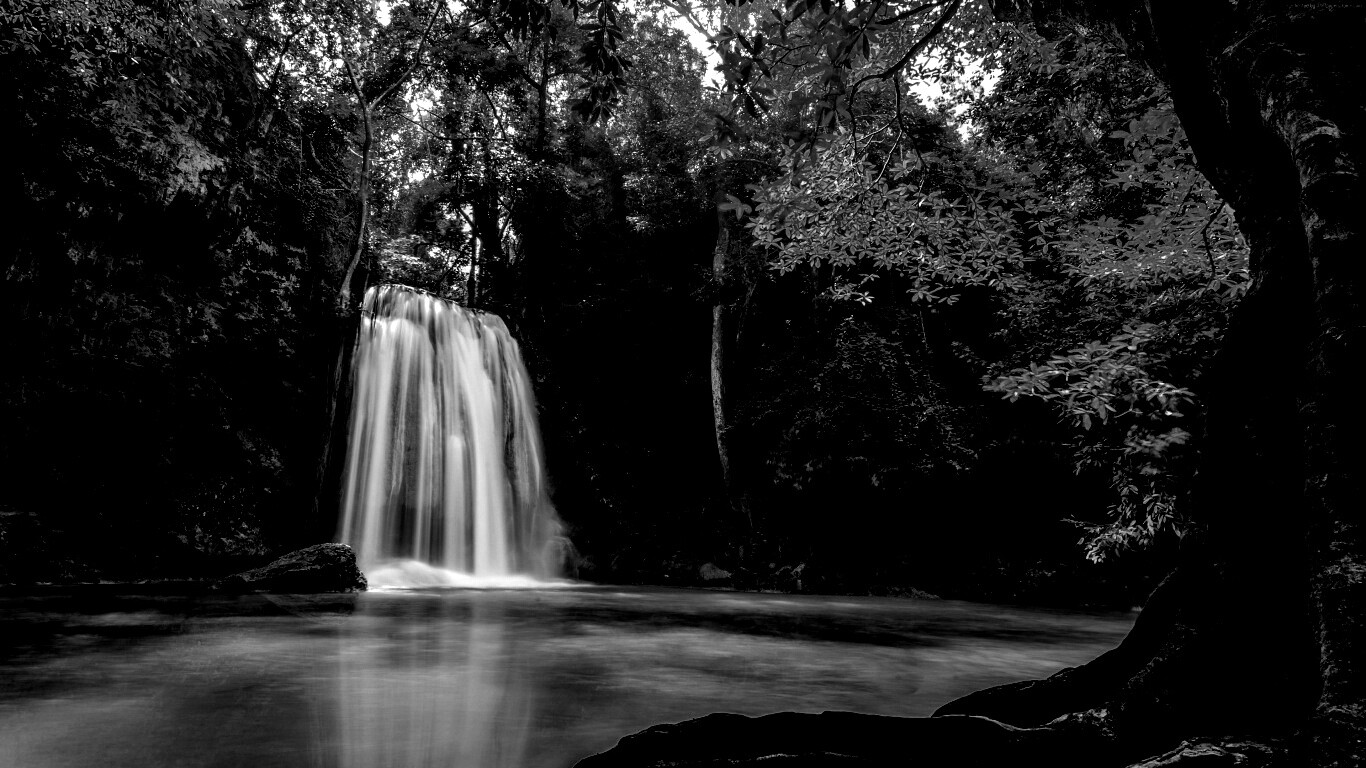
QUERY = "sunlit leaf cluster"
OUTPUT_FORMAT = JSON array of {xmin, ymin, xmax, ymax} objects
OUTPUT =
[
  {"xmin": 988, "ymin": 325, "xmax": 1197, "ymax": 561},
  {"xmin": 691, "ymin": 0, "xmax": 1007, "ymax": 144},
  {"xmin": 747, "ymin": 134, "xmax": 1026, "ymax": 305}
]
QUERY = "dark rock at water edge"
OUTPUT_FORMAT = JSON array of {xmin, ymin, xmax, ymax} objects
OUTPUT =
[
  {"xmin": 572, "ymin": 710, "xmax": 1125, "ymax": 767},
  {"xmin": 213, "ymin": 543, "xmax": 367, "ymax": 593},
  {"xmin": 698, "ymin": 562, "xmax": 733, "ymax": 582},
  {"xmin": 571, "ymin": 711, "xmax": 1289, "ymax": 767}
]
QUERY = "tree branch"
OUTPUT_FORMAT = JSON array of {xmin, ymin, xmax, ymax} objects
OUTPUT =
[
  {"xmin": 878, "ymin": 0, "xmax": 945, "ymax": 27},
  {"xmin": 658, "ymin": 0, "xmax": 713, "ymax": 42},
  {"xmin": 396, "ymin": 109, "xmax": 463, "ymax": 142},
  {"xmin": 371, "ymin": 0, "xmax": 445, "ymax": 110},
  {"xmin": 850, "ymin": 0, "xmax": 963, "ymax": 98},
  {"xmin": 1200, "ymin": 202, "xmax": 1226, "ymax": 279},
  {"xmin": 341, "ymin": 56, "xmax": 366, "ymax": 106}
]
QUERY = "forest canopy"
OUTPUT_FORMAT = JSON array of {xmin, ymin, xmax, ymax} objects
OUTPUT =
[{"xmin": 0, "ymin": 0, "xmax": 1242, "ymax": 600}]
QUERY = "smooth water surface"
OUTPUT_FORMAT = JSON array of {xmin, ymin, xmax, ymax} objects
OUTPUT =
[{"xmin": 0, "ymin": 586, "xmax": 1133, "ymax": 768}]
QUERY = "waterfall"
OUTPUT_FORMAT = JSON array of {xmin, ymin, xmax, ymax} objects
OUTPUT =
[{"xmin": 337, "ymin": 285, "xmax": 565, "ymax": 587}]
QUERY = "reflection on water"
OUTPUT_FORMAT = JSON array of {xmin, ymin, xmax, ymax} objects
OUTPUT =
[
  {"xmin": 0, "ymin": 587, "xmax": 1134, "ymax": 768},
  {"xmin": 335, "ymin": 599, "xmax": 532, "ymax": 768}
]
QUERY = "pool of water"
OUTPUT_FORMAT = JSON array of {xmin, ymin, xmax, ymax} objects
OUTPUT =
[{"xmin": 0, "ymin": 586, "xmax": 1133, "ymax": 767}]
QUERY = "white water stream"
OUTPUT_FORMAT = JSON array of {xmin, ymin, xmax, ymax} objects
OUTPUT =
[{"xmin": 337, "ymin": 285, "xmax": 565, "ymax": 587}]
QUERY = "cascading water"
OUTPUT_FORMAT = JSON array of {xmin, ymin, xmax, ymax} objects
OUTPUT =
[{"xmin": 337, "ymin": 285, "xmax": 566, "ymax": 588}]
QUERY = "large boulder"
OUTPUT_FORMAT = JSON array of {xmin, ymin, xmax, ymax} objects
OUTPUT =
[{"xmin": 214, "ymin": 543, "xmax": 367, "ymax": 593}]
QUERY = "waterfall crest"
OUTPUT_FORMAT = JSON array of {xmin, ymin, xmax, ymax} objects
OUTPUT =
[{"xmin": 338, "ymin": 285, "xmax": 565, "ymax": 587}]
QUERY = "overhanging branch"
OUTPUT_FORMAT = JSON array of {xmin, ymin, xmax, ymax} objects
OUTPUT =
[{"xmin": 850, "ymin": 0, "xmax": 962, "ymax": 99}]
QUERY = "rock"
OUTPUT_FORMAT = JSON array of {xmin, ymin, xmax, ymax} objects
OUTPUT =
[
  {"xmin": 771, "ymin": 563, "xmax": 807, "ymax": 592},
  {"xmin": 699, "ymin": 562, "xmax": 733, "ymax": 581},
  {"xmin": 1128, "ymin": 741, "xmax": 1279, "ymax": 768},
  {"xmin": 573, "ymin": 711, "xmax": 1124, "ymax": 767},
  {"xmin": 213, "ymin": 543, "xmax": 366, "ymax": 593}
]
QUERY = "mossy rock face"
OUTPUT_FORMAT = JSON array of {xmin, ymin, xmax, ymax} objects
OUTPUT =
[{"xmin": 213, "ymin": 543, "xmax": 367, "ymax": 594}]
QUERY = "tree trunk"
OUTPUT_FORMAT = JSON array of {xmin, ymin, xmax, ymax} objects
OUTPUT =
[
  {"xmin": 711, "ymin": 203, "xmax": 753, "ymax": 533},
  {"xmin": 932, "ymin": 2, "xmax": 1366, "ymax": 763},
  {"xmin": 473, "ymin": 137, "xmax": 504, "ymax": 308},
  {"xmin": 536, "ymin": 30, "xmax": 550, "ymax": 157},
  {"xmin": 337, "ymin": 103, "xmax": 373, "ymax": 315},
  {"xmin": 467, "ymin": 235, "xmax": 480, "ymax": 306},
  {"xmin": 309, "ymin": 4, "xmax": 440, "ymax": 544},
  {"xmin": 309, "ymin": 98, "xmax": 374, "ymax": 545}
]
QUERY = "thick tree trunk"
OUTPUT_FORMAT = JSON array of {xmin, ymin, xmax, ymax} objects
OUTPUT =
[
  {"xmin": 977, "ymin": 2, "xmax": 1366, "ymax": 757},
  {"xmin": 927, "ymin": 3, "xmax": 1366, "ymax": 764}
]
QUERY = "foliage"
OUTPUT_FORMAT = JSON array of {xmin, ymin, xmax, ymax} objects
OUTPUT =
[
  {"xmin": 1, "ymin": 0, "xmax": 355, "ymax": 572},
  {"xmin": 695, "ymin": 0, "xmax": 1006, "ymax": 145},
  {"xmin": 749, "ymin": 308, "xmax": 978, "ymax": 497},
  {"xmin": 747, "ymin": 132, "xmax": 1026, "ymax": 306},
  {"xmin": 0, "ymin": 0, "xmax": 1228, "ymax": 600},
  {"xmin": 708, "ymin": 4, "xmax": 1248, "ymax": 563},
  {"xmin": 988, "ymin": 325, "xmax": 1195, "ymax": 560},
  {"xmin": 973, "ymin": 31, "xmax": 1248, "ymax": 560}
]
